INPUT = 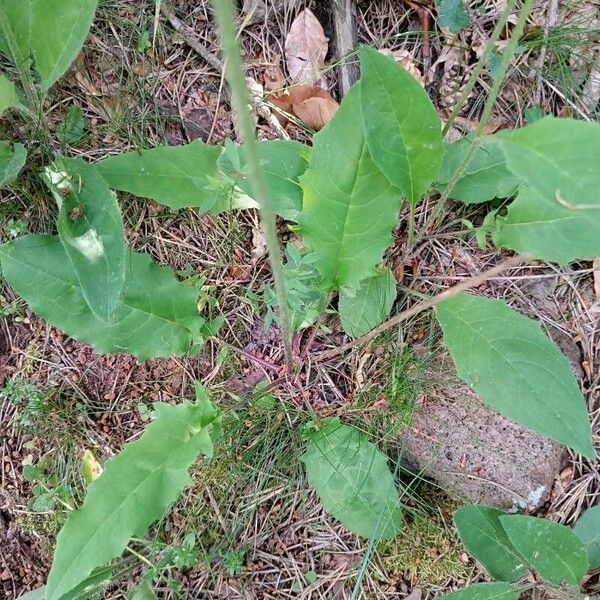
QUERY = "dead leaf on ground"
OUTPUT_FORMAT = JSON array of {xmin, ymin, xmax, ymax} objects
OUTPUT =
[
  {"xmin": 379, "ymin": 47, "xmax": 424, "ymax": 87},
  {"xmin": 285, "ymin": 8, "xmax": 328, "ymax": 87},
  {"xmin": 262, "ymin": 57, "xmax": 287, "ymax": 92},
  {"xmin": 251, "ymin": 227, "xmax": 267, "ymax": 262},
  {"xmin": 289, "ymin": 84, "xmax": 339, "ymax": 130}
]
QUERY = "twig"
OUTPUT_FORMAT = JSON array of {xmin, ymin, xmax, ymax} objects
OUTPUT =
[
  {"xmin": 330, "ymin": 0, "xmax": 360, "ymax": 97},
  {"xmin": 212, "ymin": 0, "xmax": 295, "ymax": 372},
  {"xmin": 160, "ymin": 4, "xmax": 224, "ymax": 72},
  {"xmin": 314, "ymin": 254, "xmax": 526, "ymax": 362}
]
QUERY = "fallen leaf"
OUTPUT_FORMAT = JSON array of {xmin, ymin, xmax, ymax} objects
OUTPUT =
[
  {"xmin": 81, "ymin": 449, "xmax": 103, "ymax": 483},
  {"xmin": 262, "ymin": 60, "xmax": 286, "ymax": 92},
  {"xmin": 285, "ymin": 8, "xmax": 328, "ymax": 87},
  {"xmin": 251, "ymin": 227, "xmax": 267, "ymax": 261},
  {"xmin": 269, "ymin": 91, "xmax": 293, "ymax": 125},
  {"xmin": 289, "ymin": 84, "xmax": 339, "ymax": 130}
]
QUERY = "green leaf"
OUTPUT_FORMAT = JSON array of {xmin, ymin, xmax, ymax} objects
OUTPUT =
[
  {"xmin": 492, "ymin": 186, "xmax": 600, "ymax": 265},
  {"xmin": 454, "ymin": 505, "xmax": 527, "ymax": 581},
  {"xmin": 0, "ymin": 141, "xmax": 27, "ymax": 188},
  {"xmin": 0, "ymin": 235, "xmax": 210, "ymax": 360},
  {"xmin": 298, "ymin": 84, "xmax": 402, "ymax": 290},
  {"xmin": 440, "ymin": 582, "xmax": 522, "ymax": 600},
  {"xmin": 437, "ymin": 0, "xmax": 471, "ymax": 33},
  {"xmin": 524, "ymin": 106, "xmax": 544, "ymax": 124},
  {"xmin": 359, "ymin": 46, "xmax": 443, "ymax": 205},
  {"xmin": 59, "ymin": 106, "xmax": 86, "ymax": 145},
  {"xmin": 264, "ymin": 244, "xmax": 327, "ymax": 332},
  {"xmin": 128, "ymin": 580, "xmax": 158, "ymax": 600},
  {"xmin": 494, "ymin": 118, "xmax": 600, "ymax": 211},
  {"xmin": 219, "ymin": 139, "xmax": 310, "ymax": 221},
  {"xmin": 46, "ymin": 400, "xmax": 221, "ymax": 600},
  {"xmin": 0, "ymin": 74, "xmax": 16, "ymax": 115},
  {"xmin": 573, "ymin": 506, "xmax": 600, "ymax": 569},
  {"xmin": 44, "ymin": 158, "xmax": 125, "ymax": 322},
  {"xmin": 301, "ymin": 418, "xmax": 402, "ymax": 540},
  {"xmin": 0, "ymin": 0, "xmax": 98, "ymax": 92},
  {"xmin": 338, "ymin": 267, "xmax": 397, "ymax": 338},
  {"xmin": 436, "ymin": 136, "xmax": 520, "ymax": 204},
  {"xmin": 97, "ymin": 141, "xmax": 223, "ymax": 211},
  {"xmin": 436, "ymin": 293, "xmax": 594, "ymax": 458},
  {"xmin": 16, "ymin": 587, "xmax": 46, "ymax": 600},
  {"xmin": 499, "ymin": 514, "xmax": 588, "ymax": 586}
]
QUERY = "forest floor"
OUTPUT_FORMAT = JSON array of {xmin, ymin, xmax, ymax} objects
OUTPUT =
[{"xmin": 1, "ymin": 0, "xmax": 599, "ymax": 598}]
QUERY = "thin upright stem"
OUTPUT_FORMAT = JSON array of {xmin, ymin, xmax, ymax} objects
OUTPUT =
[
  {"xmin": 211, "ymin": 0, "xmax": 294, "ymax": 371},
  {"xmin": 423, "ymin": 0, "xmax": 534, "ymax": 237},
  {"xmin": 442, "ymin": 0, "xmax": 518, "ymax": 137}
]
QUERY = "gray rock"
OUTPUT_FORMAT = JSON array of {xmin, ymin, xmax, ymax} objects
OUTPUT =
[{"xmin": 400, "ymin": 361, "xmax": 566, "ymax": 511}]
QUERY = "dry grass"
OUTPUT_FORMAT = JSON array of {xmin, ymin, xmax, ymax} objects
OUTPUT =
[{"xmin": 1, "ymin": 0, "xmax": 599, "ymax": 598}]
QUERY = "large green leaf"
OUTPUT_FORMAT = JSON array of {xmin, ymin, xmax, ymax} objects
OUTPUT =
[
  {"xmin": 218, "ymin": 139, "xmax": 310, "ymax": 221},
  {"xmin": 301, "ymin": 418, "xmax": 402, "ymax": 540},
  {"xmin": 492, "ymin": 186, "xmax": 600, "ymax": 264},
  {"xmin": 97, "ymin": 141, "xmax": 223, "ymax": 211},
  {"xmin": 44, "ymin": 159, "xmax": 125, "ymax": 322},
  {"xmin": 46, "ymin": 399, "xmax": 221, "ymax": 600},
  {"xmin": 0, "ymin": 235, "xmax": 210, "ymax": 360},
  {"xmin": 454, "ymin": 505, "xmax": 527, "ymax": 581},
  {"xmin": 0, "ymin": 0, "xmax": 98, "ymax": 92},
  {"xmin": 338, "ymin": 267, "xmax": 397, "ymax": 338},
  {"xmin": 298, "ymin": 84, "xmax": 402, "ymax": 290},
  {"xmin": 436, "ymin": 293, "xmax": 594, "ymax": 458},
  {"xmin": 573, "ymin": 506, "xmax": 600, "ymax": 569},
  {"xmin": 499, "ymin": 515, "xmax": 588, "ymax": 586},
  {"xmin": 441, "ymin": 583, "xmax": 522, "ymax": 600},
  {"xmin": 359, "ymin": 46, "xmax": 443, "ymax": 205},
  {"xmin": 0, "ymin": 141, "xmax": 26, "ymax": 188},
  {"xmin": 494, "ymin": 118, "xmax": 600, "ymax": 210},
  {"xmin": 0, "ymin": 74, "xmax": 16, "ymax": 115},
  {"xmin": 436, "ymin": 136, "xmax": 520, "ymax": 204}
]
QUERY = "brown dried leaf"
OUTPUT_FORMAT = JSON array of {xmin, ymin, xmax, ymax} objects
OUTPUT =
[
  {"xmin": 262, "ymin": 59, "xmax": 286, "ymax": 92},
  {"xmin": 289, "ymin": 84, "xmax": 339, "ymax": 130},
  {"xmin": 284, "ymin": 8, "xmax": 328, "ymax": 87}
]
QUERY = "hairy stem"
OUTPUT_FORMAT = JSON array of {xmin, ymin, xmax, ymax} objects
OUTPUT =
[
  {"xmin": 442, "ymin": 0, "xmax": 518, "ymax": 137},
  {"xmin": 211, "ymin": 0, "xmax": 294, "ymax": 371},
  {"xmin": 423, "ymin": 0, "xmax": 534, "ymax": 237},
  {"xmin": 315, "ymin": 254, "xmax": 526, "ymax": 361}
]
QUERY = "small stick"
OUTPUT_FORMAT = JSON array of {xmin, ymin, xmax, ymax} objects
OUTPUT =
[
  {"xmin": 160, "ymin": 4, "xmax": 224, "ymax": 72},
  {"xmin": 330, "ymin": 0, "xmax": 360, "ymax": 97},
  {"xmin": 314, "ymin": 254, "xmax": 526, "ymax": 362}
]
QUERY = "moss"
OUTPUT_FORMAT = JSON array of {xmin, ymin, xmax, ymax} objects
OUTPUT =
[{"xmin": 378, "ymin": 509, "xmax": 468, "ymax": 586}]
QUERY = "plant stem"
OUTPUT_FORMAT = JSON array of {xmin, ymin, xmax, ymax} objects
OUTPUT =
[
  {"xmin": 314, "ymin": 254, "xmax": 526, "ymax": 361},
  {"xmin": 423, "ymin": 0, "xmax": 534, "ymax": 237},
  {"xmin": 211, "ymin": 0, "xmax": 294, "ymax": 372},
  {"xmin": 442, "ymin": 0, "xmax": 518, "ymax": 137}
]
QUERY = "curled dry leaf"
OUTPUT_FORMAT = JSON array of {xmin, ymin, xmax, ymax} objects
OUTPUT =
[
  {"xmin": 378, "ymin": 48, "xmax": 424, "ymax": 87},
  {"xmin": 285, "ymin": 8, "xmax": 328, "ymax": 87},
  {"xmin": 289, "ymin": 85, "xmax": 339, "ymax": 130}
]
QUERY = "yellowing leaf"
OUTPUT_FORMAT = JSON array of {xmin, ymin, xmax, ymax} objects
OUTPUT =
[{"xmin": 81, "ymin": 450, "xmax": 103, "ymax": 484}]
